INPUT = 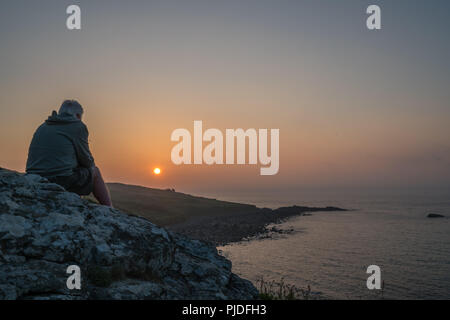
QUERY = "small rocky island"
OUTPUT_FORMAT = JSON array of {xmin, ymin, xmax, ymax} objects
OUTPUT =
[{"xmin": 427, "ymin": 213, "xmax": 446, "ymax": 218}]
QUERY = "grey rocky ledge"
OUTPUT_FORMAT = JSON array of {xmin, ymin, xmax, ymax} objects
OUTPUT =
[{"xmin": 0, "ymin": 168, "xmax": 257, "ymax": 300}]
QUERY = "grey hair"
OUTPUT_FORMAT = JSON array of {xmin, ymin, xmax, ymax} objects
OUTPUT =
[{"xmin": 58, "ymin": 100, "xmax": 83, "ymax": 117}]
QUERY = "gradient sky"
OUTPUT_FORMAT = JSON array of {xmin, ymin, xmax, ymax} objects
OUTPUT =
[{"xmin": 1, "ymin": 0, "xmax": 449, "ymax": 195}]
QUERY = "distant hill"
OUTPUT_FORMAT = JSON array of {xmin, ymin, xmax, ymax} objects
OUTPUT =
[
  {"xmin": 89, "ymin": 183, "xmax": 260, "ymax": 226},
  {"xmin": 85, "ymin": 182, "xmax": 346, "ymax": 245}
]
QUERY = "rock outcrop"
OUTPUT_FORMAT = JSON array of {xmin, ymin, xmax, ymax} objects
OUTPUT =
[{"xmin": 0, "ymin": 168, "xmax": 257, "ymax": 300}]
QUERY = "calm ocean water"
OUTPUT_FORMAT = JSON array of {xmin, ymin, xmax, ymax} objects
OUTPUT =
[{"xmin": 208, "ymin": 189, "xmax": 450, "ymax": 299}]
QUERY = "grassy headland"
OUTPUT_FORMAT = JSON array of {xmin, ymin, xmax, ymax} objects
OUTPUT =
[{"xmin": 87, "ymin": 183, "xmax": 346, "ymax": 245}]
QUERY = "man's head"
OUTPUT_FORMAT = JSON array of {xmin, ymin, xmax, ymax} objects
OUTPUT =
[{"xmin": 59, "ymin": 100, "xmax": 84, "ymax": 120}]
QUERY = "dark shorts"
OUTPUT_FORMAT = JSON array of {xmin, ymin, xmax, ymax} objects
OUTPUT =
[{"xmin": 48, "ymin": 167, "xmax": 94, "ymax": 196}]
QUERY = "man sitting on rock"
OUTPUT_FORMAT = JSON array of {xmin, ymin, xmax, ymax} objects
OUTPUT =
[{"xmin": 26, "ymin": 100, "xmax": 113, "ymax": 207}]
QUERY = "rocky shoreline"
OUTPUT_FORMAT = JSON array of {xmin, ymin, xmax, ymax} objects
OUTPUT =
[
  {"xmin": 0, "ymin": 168, "xmax": 258, "ymax": 299},
  {"xmin": 0, "ymin": 166, "xmax": 347, "ymax": 299},
  {"xmin": 167, "ymin": 205, "xmax": 347, "ymax": 246}
]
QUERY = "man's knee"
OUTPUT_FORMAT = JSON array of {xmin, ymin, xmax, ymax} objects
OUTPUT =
[{"xmin": 92, "ymin": 166, "xmax": 100, "ymax": 178}]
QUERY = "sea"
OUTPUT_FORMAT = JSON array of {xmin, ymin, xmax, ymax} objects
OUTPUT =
[{"xmin": 201, "ymin": 189, "xmax": 450, "ymax": 300}]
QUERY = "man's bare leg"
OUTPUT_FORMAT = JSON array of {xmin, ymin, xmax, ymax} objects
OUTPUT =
[{"xmin": 92, "ymin": 166, "xmax": 113, "ymax": 207}]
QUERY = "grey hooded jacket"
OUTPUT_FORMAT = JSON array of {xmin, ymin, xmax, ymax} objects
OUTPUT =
[{"xmin": 26, "ymin": 111, "xmax": 95, "ymax": 177}]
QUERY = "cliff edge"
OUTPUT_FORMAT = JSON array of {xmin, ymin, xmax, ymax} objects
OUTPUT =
[{"xmin": 0, "ymin": 168, "xmax": 257, "ymax": 300}]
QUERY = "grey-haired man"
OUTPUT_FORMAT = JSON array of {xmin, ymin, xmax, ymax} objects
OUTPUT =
[{"xmin": 26, "ymin": 100, "xmax": 113, "ymax": 207}]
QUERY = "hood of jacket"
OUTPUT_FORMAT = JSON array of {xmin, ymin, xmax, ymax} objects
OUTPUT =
[{"xmin": 45, "ymin": 111, "xmax": 80, "ymax": 125}]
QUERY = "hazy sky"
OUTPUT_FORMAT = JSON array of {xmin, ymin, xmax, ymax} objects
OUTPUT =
[{"xmin": 1, "ymin": 0, "xmax": 449, "ymax": 194}]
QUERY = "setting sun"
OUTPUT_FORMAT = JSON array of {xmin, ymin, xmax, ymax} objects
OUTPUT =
[{"xmin": 153, "ymin": 168, "xmax": 161, "ymax": 175}]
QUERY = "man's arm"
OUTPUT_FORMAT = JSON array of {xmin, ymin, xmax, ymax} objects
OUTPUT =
[{"xmin": 74, "ymin": 123, "xmax": 95, "ymax": 168}]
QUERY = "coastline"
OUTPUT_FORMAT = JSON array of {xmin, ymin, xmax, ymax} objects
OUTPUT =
[
  {"xmin": 89, "ymin": 182, "xmax": 348, "ymax": 246},
  {"xmin": 167, "ymin": 205, "xmax": 347, "ymax": 246}
]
